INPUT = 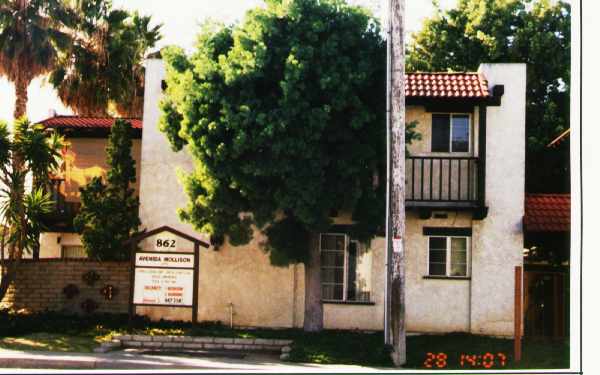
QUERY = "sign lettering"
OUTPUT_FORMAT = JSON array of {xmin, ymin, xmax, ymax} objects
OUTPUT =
[
  {"xmin": 133, "ymin": 268, "xmax": 194, "ymax": 306},
  {"xmin": 135, "ymin": 252, "xmax": 194, "ymax": 269}
]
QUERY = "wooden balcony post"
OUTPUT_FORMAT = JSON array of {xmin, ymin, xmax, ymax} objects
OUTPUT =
[{"xmin": 477, "ymin": 105, "xmax": 487, "ymax": 206}]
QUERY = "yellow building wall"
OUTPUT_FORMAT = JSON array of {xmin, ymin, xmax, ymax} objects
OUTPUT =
[
  {"xmin": 39, "ymin": 137, "xmax": 142, "ymax": 259},
  {"xmin": 61, "ymin": 137, "xmax": 142, "ymax": 202}
]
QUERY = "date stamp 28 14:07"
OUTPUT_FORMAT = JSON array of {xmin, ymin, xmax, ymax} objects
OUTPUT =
[{"xmin": 424, "ymin": 352, "xmax": 508, "ymax": 369}]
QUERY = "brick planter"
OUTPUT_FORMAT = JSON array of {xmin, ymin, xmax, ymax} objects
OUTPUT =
[{"xmin": 95, "ymin": 335, "xmax": 294, "ymax": 360}]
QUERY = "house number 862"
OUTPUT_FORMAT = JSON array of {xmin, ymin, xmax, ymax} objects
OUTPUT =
[{"xmin": 156, "ymin": 239, "xmax": 176, "ymax": 248}]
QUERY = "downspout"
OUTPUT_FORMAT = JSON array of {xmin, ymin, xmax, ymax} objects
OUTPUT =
[
  {"xmin": 292, "ymin": 264, "xmax": 297, "ymax": 327},
  {"xmin": 468, "ymin": 216, "xmax": 473, "ymax": 333},
  {"xmin": 228, "ymin": 302, "xmax": 234, "ymax": 329},
  {"xmin": 384, "ymin": 0, "xmax": 393, "ymax": 346}
]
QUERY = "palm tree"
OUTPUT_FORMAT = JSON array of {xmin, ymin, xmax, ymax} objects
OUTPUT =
[
  {"xmin": 0, "ymin": 0, "xmax": 70, "ymax": 268},
  {"xmin": 50, "ymin": 3, "xmax": 161, "ymax": 117},
  {"xmin": 0, "ymin": 0, "xmax": 71, "ymax": 119},
  {"xmin": 0, "ymin": 118, "xmax": 64, "ymax": 301}
]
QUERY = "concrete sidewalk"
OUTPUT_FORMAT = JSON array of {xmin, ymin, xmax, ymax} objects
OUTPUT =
[{"xmin": 0, "ymin": 349, "xmax": 386, "ymax": 371}]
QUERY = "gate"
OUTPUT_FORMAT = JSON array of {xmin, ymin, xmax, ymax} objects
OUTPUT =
[{"xmin": 523, "ymin": 268, "xmax": 569, "ymax": 338}]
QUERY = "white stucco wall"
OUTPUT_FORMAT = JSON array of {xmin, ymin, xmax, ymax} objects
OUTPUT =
[
  {"xmin": 404, "ymin": 211, "xmax": 473, "ymax": 332},
  {"xmin": 469, "ymin": 63, "xmax": 526, "ymax": 335},
  {"xmin": 138, "ymin": 59, "xmax": 199, "ymax": 239}
]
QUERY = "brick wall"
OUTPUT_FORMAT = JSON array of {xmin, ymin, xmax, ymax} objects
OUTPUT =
[{"xmin": 0, "ymin": 259, "xmax": 130, "ymax": 314}]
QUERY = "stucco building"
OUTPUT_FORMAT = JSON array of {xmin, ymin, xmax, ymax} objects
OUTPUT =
[
  {"xmin": 35, "ymin": 59, "xmax": 526, "ymax": 337},
  {"xmin": 134, "ymin": 59, "xmax": 526, "ymax": 335}
]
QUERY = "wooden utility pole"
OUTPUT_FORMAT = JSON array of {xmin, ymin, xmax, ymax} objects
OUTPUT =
[
  {"xmin": 514, "ymin": 266, "xmax": 523, "ymax": 362},
  {"xmin": 385, "ymin": 0, "xmax": 406, "ymax": 367}
]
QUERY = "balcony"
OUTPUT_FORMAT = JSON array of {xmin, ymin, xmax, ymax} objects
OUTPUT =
[
  {"xmin": 406, "ymin": 156, "xmax": 486, "ymax": 216},
  {"xmin": 42, "ymin": 179, "xmax": 81, "ymax": 232}
]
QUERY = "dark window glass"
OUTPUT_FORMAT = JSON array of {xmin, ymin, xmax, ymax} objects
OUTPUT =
[
  {"xmin": 429, "ymin": 263, "xmax": 447, "ymax": 276},
  {"xmin": 431, "ymin": 114, "xmax": 450, "ymax": 152},
  {"xmin": 320, "ymin": 234, "xmax": 345, "ymax": 301},
  {"xmin": 428, "ymin": 237, "xmax": 447, "ymax": 276},
  {"xmin": 451, "ymin": 115, "xmax": 470, "ymax": 152},
  {"xmin": 346, "ymin": 241, "xmax": 357, "ymax": 300}
]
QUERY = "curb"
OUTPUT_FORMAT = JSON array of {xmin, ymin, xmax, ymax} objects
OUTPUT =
[{"xmin": 0, "ymin": 355, "xmax": 97, "ymax": 369}]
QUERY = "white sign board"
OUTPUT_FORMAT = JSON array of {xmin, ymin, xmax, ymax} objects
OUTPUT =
[
  {"xmin": 133, "ymin": 268, "xmax": 194, "ymax": 306},
  {"xmin": 135, "ymin": 252, "xmax": 194, "ymax": 269},
  {"xmin": 393, "ymin": 237, "xmax": 403, "ymax": 253}
]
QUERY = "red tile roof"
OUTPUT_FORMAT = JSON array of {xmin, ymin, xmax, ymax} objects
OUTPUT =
[
  {"xmin": 39, "ymin": 115, "xmax": 142, "ymax": 130},
  {"xmin": 524, "ymin": 194, "xmax": 570, "ymax": 232},
  {"xmin": 405, "ymin": 72, "xmax": 490, "ymax": 98}
]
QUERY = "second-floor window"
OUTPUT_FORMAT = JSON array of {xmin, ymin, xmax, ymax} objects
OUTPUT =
[{"xmin": 431, "ymin": 114, "xmax": 470, "ymax": 153}]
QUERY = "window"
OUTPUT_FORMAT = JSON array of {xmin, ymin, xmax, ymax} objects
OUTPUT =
[
  {"xmin": 320, "ymin": 233, "xmax": 371, "ymax": 302},
  {"xmin": 62, "ymin": 245, "xmax": 87, "ymax": 259},
  {"xmin": 431, "ymin": 114, "xmax": 470, "ymax": 152},
  {"xmin": 427, "ymin": 236, "xmax": 469, "ymax": 277}
]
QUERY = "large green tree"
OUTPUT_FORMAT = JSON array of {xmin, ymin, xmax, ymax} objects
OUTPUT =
[
  {"xmin": 0, "ymin": 118, "xmax": 64, "ymax": 301},
  {"xmin": 160, "ymin": 0, "xmax": 386, "ymax": 331},
  {"xmin": 74, "ymin": 119, "xmax": 140, "ymax": 260},
  {"xmin": 406, "ymin": 0, "xmax": 570, "ymax": 193},
  {"xmin": 50, "ymin": 0, "xmax": 161, "ymax": 117}
]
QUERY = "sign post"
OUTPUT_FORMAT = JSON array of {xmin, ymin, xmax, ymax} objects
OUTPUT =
[{"xmin": 127, "ymin": 226, "xmax": 209, "ymax": 324}]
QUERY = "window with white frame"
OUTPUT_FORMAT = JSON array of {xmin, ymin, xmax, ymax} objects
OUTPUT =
[
  {"xmin": 431, "ymin": 113, "xmax": 470, "ymax": 153},
  {"xmin": 320, "ymin": 233, "xmax": 372, "ymax": 302},
  {"xmin": 427, "ymin": 236, "xmax": 469, "ymax": 277}
]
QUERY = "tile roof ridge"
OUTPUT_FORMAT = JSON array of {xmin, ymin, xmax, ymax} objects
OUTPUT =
[
  {"xmin": 39, "ymin": 115, "xmax": 142, "ymax": 122},
  {"xmin": 526, "ymin": 193, "xmax": 571, "ymax": 197},
  {"xmin": 406, "ymin": 71, "xmax": 480, "ymax": 75}
]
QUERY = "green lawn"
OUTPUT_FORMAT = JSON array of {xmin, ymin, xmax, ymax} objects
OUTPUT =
[
  {"xmin": 0, "ymin": 310, "xmax": 569, "ymax": 369},
  {"xmin": 0, "ymin": 332, "xmax": 104, "ymax": 353}
]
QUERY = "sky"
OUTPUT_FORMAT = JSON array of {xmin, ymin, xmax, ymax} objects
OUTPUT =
[{"xmin": 0, "ymin": 0, "xmax": 456, "ymax": 123}]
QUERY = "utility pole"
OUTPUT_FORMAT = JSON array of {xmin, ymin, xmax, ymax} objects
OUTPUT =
[{"xmin": 385, "ymin": 0, "xmax": 406, "ymax": 367}]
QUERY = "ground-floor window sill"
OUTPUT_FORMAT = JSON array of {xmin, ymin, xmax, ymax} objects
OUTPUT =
[
  {"xmin": 423, "ymin": 275, "xmax": 471, "ymax": 280},
  {"xmin": 322, "ymin": 300, "xmax": 376, "ymax": 306}
]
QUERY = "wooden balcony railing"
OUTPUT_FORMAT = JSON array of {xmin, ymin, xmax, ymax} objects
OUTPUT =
[
  {"xmin": 406, "ymin": 156, "xmax": 481, "ymax": 208},
  {"xmin": 42, "ymin": 178, "xmax": 81, "ymax": 232}
]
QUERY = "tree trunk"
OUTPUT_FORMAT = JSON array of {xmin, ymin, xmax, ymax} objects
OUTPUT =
[
  {"xmin": 14, "ymin": 74, "xmax": 29, "ymax": 120},
  {"xmin": 3, "ymin": 71, "xmax": 30, "ymax": 297},
  {"xmin": 388, "ymin": 0, "xmax": 406, "ymax": 366},
  {"xmin": 32, "ymin": 244, "xmax": 40, "ymax": 261},
  {"xmin": 303, "ymin": 232, "xmax": 323, "ymax": 332},
  {"xmin": 0, "ymin": 260, "xmax": 19, "ymax": 303}
]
